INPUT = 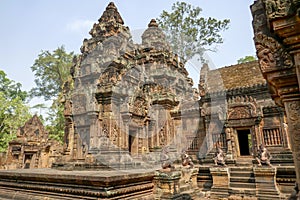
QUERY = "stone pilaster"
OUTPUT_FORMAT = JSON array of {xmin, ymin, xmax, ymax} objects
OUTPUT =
[
  {"xmin": 284, "ymin": 99, "xmax": 300, "ymax": 187},
  {"xmin": 209, "ymin": 167, "xmax": 229, "ymax": 199}
]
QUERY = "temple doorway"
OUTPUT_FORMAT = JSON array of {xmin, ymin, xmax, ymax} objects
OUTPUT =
[
  {"xmin": 24, "ymin": 154, "xmax": 33, "ymax": 169},
  {"xmin": 129, "ymin": 129, "xmax": 137, "ymax": 155},
  {"xmin": 237, "ymin": 129, "xmax": 252, "ymax": 156}
]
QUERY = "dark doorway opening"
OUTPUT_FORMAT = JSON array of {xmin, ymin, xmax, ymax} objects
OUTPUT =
[
  {"xmin": 24, "ymin": 154, "xmax": 33, "ymax": 169},
  {"xmin": 129, "ymin": 134, "xmax": 133, "ymax": 153},
  {"xmin": 237, "ymin": 129, "xmax": 252, "ymax": 156},
  {"xmin": 129, "ymin": 129, "xmax": 136, "ymax": 154}
]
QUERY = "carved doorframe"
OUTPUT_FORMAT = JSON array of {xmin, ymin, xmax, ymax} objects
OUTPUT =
[{"xmin": 226, "ymin": 96, "xmax": 262, "ymax": 159}]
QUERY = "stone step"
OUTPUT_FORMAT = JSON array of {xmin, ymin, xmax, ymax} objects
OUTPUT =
[
  {"xmin": 230, "ymin": 172, "xmax": 254, "ymax": 178},
  {"xmin": 230, "ymin": 167, "xmax": 253, "ymax": 171},
  {"xmin": 257, "ymin": 189, "xmax": 280, "ymax": 195},
  {"xmin": 230, "ymin": 182, "xmax": 256, "ymax": 189},
  {"xmin": 229, "ymin": 188, "xmax": 256, "ymax": 197},
  {"xmin": 256, "ymin": 194, "xmax": 281, "ymax": 200},
  {"xmin": 230, "ymin": 176, "xmax": 255, "ymax": 183}
]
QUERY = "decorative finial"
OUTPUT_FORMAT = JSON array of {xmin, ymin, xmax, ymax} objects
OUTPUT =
[
  {"xmin": 107, "ymin": 2, "xmax": 116, "ymax": 10},
  {"xmin": 148, "ymin": 19, "xmax": 158, "ymax": 28}
]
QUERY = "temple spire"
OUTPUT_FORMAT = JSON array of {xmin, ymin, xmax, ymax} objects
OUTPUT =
[
  {"xmin": 98, "ymin": 2, "xmax": 124, "ymax": 25},
  {"xmin": 81, "ymin": 2, "xmax": 132, "ymax": 56},
  {"xmin": 142, "ymin": 19, "xmax": 170, "ymax": 51},
  {"xmin": 89, "ymin": 2, "xmax": 127, "ymax": 39}
]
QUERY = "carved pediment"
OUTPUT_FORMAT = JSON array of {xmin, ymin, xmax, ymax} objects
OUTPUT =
[
  {"xmin": 228, "ymin": 106, "xmax": 252, "ymax": 120},
  {"xmin": 129, "ymin": 83, "xmax": 178, "ymax": 117},
  {"xmin": 227, "ymin": 96, "xmax": 258, "ymax": 120},
  {"xmin": 16, "ymin": 115, "xmax": 48, "ymax": 142}
]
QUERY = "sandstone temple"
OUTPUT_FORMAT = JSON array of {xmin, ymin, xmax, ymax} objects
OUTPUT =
[{"xmin": 0, "ymin": 1, "xmax": 299, "ymax": 199}]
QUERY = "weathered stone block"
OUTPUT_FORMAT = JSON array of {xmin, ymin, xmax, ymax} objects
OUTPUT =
[{"xmin": 210, "ymin": 167, "xmax": 230, "ymax": 199}]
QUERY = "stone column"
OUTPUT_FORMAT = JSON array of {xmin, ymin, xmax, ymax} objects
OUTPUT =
[
  {"xmin": 209, "ymin": 167, "xmax": 229, "ymax": 199},
  {"xmin": 254, "ymin": 122, "xmax": 262, "ymax": 156},
  {"xmin": 89, "ymin": 112, "xmax": 98, "ymax": 149},
  {"xmin": 294, "ymin": 53, "xmax": 300, "ymax": 92},
  {"xmin": 205, "ymin": 118, "xmax": 213, "ymax": 152},
  {"xmin": 251, "ymin": 0, "xmax": 300, "ymax": 195},
  {"xmin": 225, "ymin": 127, "xmax": 233, "ymax": 159},
  {"xmin": 284, "ymin": 99, "xmax": 300, "ymax": 187},
  {"xmin": 121, "ymin": 113, "xmax": 131, "ymax": 151}
]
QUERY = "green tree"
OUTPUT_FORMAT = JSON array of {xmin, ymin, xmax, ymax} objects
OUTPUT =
[
  {"xmin": 157, "ymin": 1, "xmax": 230, "ymax": 64},
  {"xmin": 0, "ymin": 70, "xmax": 31, "ymax": 152},
  {"xmin": 30, "ymin": 46, "xmax": 74, "ymax": 142},
  {"xmin": 30, "ymin": 46, "xmax": 74, "ymax": 101},
  {"xmin": 45, "ymin": 101, "xmax": 64, "ymax": 143},
  {"xmin": 237, "ymin": 55, "xmax": 257, "ymax": 64},
  {"xmin": 0, "ymin": 70, "xmax": 27, "ymax": 101}
]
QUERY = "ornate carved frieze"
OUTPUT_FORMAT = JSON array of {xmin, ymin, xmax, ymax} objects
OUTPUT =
[
  {"xmin": 254, "ymin": 33, "xmax": 294, "ymax": 73},
  {"xmin": 228, "ymin": 106, "xmax": 252, "ymax": 120},
  {"xmin": 263, "ymin": 0, "xmax": 292, "ymax": 19},
  {"xmin": 227, "ymin": 96, "xmax": 258, "ymax": 120}
]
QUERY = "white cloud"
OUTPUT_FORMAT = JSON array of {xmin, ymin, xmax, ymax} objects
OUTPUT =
[{"xmin": 66, "ymin": 19, "xmax": 94, "ymax": 33}]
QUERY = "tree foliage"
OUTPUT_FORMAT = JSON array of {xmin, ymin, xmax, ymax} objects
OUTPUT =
[
  {"xmin": 0, "ymin": 70, "xmax": 31, "ymax": 152},
  {"xmin": 157, "ymin": 1, "xmax": 230, "ymax": 64},
  {"xmin": 30, "ymin": 46, "xmax": 74, "ymax": 143},
  {"xmin": 0, "ymin": 70, "xmax": 27, "ymax": 101},
  {"xmin": 237, "ymin": 55, "xmax": 257, "ymax": 64},
  {"xmin": 30, "ymin": 46, "xmax": 74, "ymax": 101},
  {"xmin": 45, "ymin": 101, "xmax": 64, "ymax": 143}
]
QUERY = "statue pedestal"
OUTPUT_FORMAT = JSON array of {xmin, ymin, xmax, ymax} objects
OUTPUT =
[
  {"xmin": 154, "ymin": 170, "xmax": 181, "ymax": 199},
  {"xmin": 153, "ymin": 167, "xmax": 200, "ymax": 200},
  {"xmin": 253, "ymin": 167, "xmax": 280, "ymax": 199},
  {"xmin": 210, "ymin": 167, "xmax": 229, "ymax": 199}
]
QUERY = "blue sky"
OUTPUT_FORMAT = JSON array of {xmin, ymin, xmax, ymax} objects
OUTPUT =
[{"xmin": 0, "ymin": 0, "xmax": 255, "ymax": 93}]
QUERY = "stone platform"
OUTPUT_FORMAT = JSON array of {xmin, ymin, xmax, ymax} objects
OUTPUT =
[{"xmin": 0, "ymin": 168, "xmax": 155, "ymax": 200}]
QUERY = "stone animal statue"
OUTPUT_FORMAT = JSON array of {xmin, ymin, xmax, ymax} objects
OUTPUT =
[
  {"xmin": 256, "ymin": 144, "xmax": 272, "ymax": 167},
  {"xmin": 213, "ymin": 147, "xmax": 226, "ymax": 166},
  {"xmin": 160, "ymin": 147, "xmax": 174, "ymax": 170},
  {"xmin": 181, "ymin": 150, "xmax": 194, "ymax": 169}
]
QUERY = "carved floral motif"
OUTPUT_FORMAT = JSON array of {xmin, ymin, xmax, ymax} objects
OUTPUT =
[{"xmin": 228, "ymin": 106, "xmax": 252, "ymax": 120}]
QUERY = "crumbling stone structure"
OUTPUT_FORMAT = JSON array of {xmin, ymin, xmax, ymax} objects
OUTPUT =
[{"xmin": 4, "ymin": 115, "xmax": 62, "ymax": 169}]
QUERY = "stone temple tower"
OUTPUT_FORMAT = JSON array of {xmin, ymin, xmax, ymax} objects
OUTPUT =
[{"xmin": 59, "ymin": 2, "xmax": 201, "ymax": 169}]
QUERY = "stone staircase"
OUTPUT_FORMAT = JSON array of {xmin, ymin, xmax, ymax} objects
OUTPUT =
[{"xmin": 229, "ymin": 167, "xmax": 257, "ymax": 198}]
